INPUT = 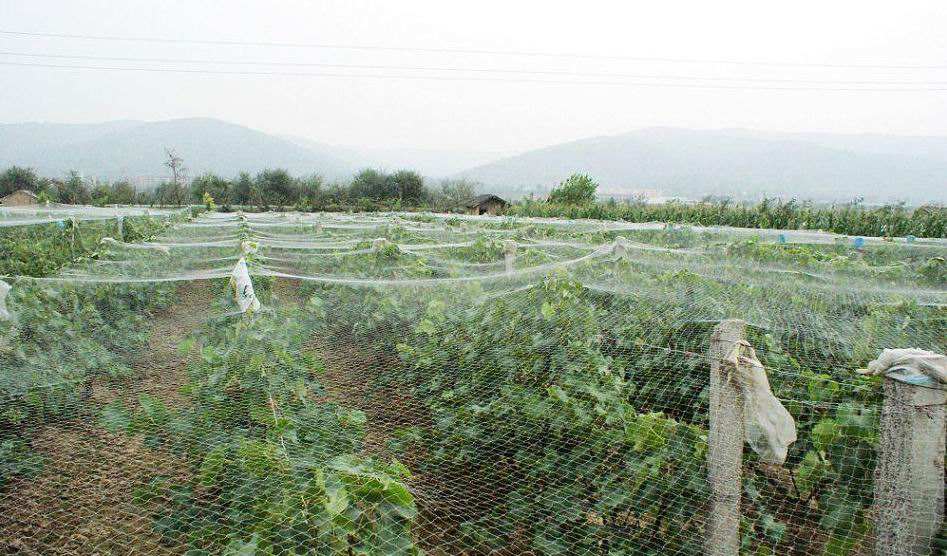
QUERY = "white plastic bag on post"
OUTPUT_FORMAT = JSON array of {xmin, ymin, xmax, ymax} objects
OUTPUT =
[
  {"xmin": 231, "ymin": 258, "xmax": 261, "ymax": 313},
  {"xmin": 860, "ymin": 348, "xmax": 947, "ymax": 389},
  {"xmin": 613, "ymin": 236, "xmax": 631, "ymax": 259},
  {"xmin": 725, "ymin": 342, "xmax": 797, "ymax": 464},
  {"xmin": 0, "ymin": 280, "xmax": 11, "ymax": 321},
  {"xmin": 372, "ymin": 237, "xmax": 391, "ymax": 253},
  {"xmin": 241, "ymin": 240, "xmax": 259, "ymax": 257}
]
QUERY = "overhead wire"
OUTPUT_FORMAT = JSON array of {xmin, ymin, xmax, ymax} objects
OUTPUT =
[
  {"xmin": 1, "ymin": 61, "xmax": 945, "ymax": 91},
  {"xmin": 0, "ymin": 50, "xmax": 945, "ymax": 86},
  {"xmin": 1, "ymin": 29, "xmax": 945, "ymax": 70}
]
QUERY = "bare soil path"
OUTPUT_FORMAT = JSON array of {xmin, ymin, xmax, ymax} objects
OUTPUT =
[
  {"xmin": 0, "ymin": 282, "xmax": 214, "ymax": 555},
  {"xmin": 272, "ymin": 278, "xmax": 464, "ymax": 553}
]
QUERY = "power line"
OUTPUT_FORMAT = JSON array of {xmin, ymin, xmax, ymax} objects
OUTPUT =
[
  {"xmin": 1, "ymin": 29, "xmax": 945, "ymax": 70},
  {"xmin": 1, "ymin": 60, "xmax": 945, "ymax": 91},
  {"xmin": 1, "ymin": 50, "xmax": 945, "ymax": 85}
]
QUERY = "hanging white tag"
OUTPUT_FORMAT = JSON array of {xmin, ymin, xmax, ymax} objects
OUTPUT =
[
  {"xmin": 0, "ymin": 280, "xmax": 11, "ymax": 321},
  {"xmin": 613, "ymin": 236, "xmax": 631, "ymax": 259},
  {"xmin": 241, "ymin": 241, "xmax": 259, "ymax": 256},
  {"xmin": 372, "ymin": 238, "xmax": 391, "ymax": 252},
  {"xmin": 726, "ymin": 342, "xmax": 797, "ymax": 464},
  {"xmin": 861, "ymin": 348, "xmax": 947, "ymax": 389},
  {"xmin": 231, "ymin": 257, "xmax": 261, "ymax": 313}
]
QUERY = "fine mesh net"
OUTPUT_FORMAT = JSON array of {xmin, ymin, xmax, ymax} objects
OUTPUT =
[{"xmin": 1, "ymin": 209, "xmax": 945, "ymax": 555}]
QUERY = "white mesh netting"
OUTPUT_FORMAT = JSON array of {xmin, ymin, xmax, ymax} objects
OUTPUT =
[{"xmin": 1, "ymin": 209, "xmax": 945, "ymax": 555}]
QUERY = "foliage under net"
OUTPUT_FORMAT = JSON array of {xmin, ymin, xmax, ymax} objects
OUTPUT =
[{"xmin": 1, "ymin": 209, "xmax": 945, "ymax": 555}]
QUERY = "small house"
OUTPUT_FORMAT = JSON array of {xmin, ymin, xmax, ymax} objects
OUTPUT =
[
  {"xmin": 466, "ymin": 194, "xmax": 508, "ymax": 216},
  {"xmin": 0, "ymin": 189, "xmax": 39, "ymax": 206}
]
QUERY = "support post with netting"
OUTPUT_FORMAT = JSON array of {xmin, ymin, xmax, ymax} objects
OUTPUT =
[
  {"xmin": 706, "ymin": 319, "xmax": 747, "ymax": 556},
  {"xmin": 874, "ymin": 357, "xmax": 946, "ymax": 556}
]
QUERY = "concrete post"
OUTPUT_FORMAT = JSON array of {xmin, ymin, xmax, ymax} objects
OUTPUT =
[
  {"xmin": 706, "ymin": 319, "xmax": 747, "ymax": 556},
  {"xmin": 69, "ymin": 217, "xmax": 78, "ymax": 258},
  {"xmin": 503, "ymin": 240, "xmax": 517, "ymax": 275},
  {"xmin": 874, "ymin": 378, "xmax": 946, "ymax": 555}
]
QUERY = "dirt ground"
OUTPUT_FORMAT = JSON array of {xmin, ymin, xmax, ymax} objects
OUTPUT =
[
  {"xmin": 1, "ymin": 277, "xmax": 494, "ymax": 555},
  {"xmin": 272, "ymin": 277, "xmax": 464, "ymax": 554},
  {"xmin": 0, "ymin": 282, "xmax": 213, "ymax": 555}
]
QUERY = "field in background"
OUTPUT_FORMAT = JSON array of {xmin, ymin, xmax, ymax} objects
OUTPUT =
[{"xmin": 0, "ymin": 208, "xmax": 945, "ymax": 554}]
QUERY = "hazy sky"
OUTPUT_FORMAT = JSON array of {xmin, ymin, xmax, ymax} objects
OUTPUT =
[{"xmin": 1, "ymin": 1, "xmax": 946, "ymax": 153}]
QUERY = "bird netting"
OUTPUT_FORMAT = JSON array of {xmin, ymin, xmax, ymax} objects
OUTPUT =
[{"xmin": 1, "ymin": 209, "xmax": 945, "ymax": 555}]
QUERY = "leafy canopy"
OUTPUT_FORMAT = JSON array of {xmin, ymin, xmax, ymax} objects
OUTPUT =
[
  {"xmin": 548, "ymin": 173, "xmax": 598, "ymax": 205},
  {"xmin": 0, "ymin": 166, "xmax": 41, "ymax": 196}
]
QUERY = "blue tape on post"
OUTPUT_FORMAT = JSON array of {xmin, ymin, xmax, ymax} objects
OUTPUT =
[
  {"xmin": 777, "ymin": 234, "xmax": 787, "ymax": 244},
  {"xmin": 906, "ymin": 235, "xmax": 916, "ymax": 244},
  {"xmin": 853, "ymin": 237, "xmax": 865, "ymax": 249},
  {"xmin": 56, "ymin": 220, "xmax": 65, "ymax": 229}
]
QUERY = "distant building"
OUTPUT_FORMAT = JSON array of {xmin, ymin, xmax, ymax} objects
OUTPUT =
[
  {"xmin": 466, "ymin": 194, "xmax": 508, "ymax": 216},
  {"xmin": 0, "ymin": 189, "xmax": 39, "ymax": 206}
]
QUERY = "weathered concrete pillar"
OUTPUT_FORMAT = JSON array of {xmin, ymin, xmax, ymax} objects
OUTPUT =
[
  {"xmin": 874, "ymin": 379, "xmax": 946, "ymax": 556},
  {"xmin": 503, "ymin": 240, "xmax": 517, "ymax": 274},
  {"xmin": 706, "ymin": 319, "xmax": 747, "ymax": 556},
  {"xmin": 69, "ymin": 217, "xmax": 78, "ymax": 258}
]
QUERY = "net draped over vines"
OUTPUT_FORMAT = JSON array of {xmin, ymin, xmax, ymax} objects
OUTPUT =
[{"xmin": 1, "ymin": 208, "xmax": 945, "ymax": 555}]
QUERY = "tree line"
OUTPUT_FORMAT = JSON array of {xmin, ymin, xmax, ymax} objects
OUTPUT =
[
  {"xmin": 519, "ymin": 173, "xmax": 946, "ymax": 238},
  {"xmin": 5, "ymin": 164, "xmax": 942, "ymax": 238},
  {"xmin": 516, "ymin": 176, "xmax": 947, "ymax": 238},
  {"xmin": 0, "ymin": 166, "xmax": 481, "ymax": 212}
]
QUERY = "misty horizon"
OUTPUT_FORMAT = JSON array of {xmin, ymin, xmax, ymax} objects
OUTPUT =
[
  {"xmin": 1, "ymin": 1, "xmax": 946, "ymax": 203},
  {"xmin": 7, "ymin": 116, "xmax": 947, "ymax": 159},
  {"xmin": 2, "ymin": 116, "xmax": 946, "ymax": 203},
  {"xmin": 3, "ymin": 2, "xmax": 947, "ymax": 151}
]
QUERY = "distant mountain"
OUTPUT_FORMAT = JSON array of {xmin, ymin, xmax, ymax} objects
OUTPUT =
[
  {"xmin": 3, "ymin": 119, "xmax": 944, "ymax": 202},
  {"xmin": 281, "ymin": 135, "xmax": 505, "ymax": 178},
  {"xmin": 0, "ymin": 118, "xmax": 354, "ymax": 183},
  {"xmin": 0, "ymin": 118, "xmax": 505, "ymax": 186},
  {"xmin": 454, "ymin": 128, "xmax": 947, "ymax": 203},
  {"xmin": 744, "ymin": 130, "xmax": 947, "ymax": 162}
]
